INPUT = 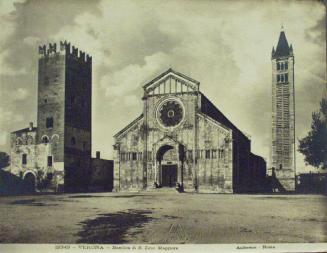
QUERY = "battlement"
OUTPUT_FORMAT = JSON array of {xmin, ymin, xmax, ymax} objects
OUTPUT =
[{"xmin": 38, "ymin": 41, "xmax": 92, "ymax": 64}]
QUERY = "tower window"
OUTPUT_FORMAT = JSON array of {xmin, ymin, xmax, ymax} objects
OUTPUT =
[
  {"xmin": 285, "ymin": 73, "xmax": 288, "ymax": 82},
  {"xmin": 132, "ymin": 152, "xmax": 137, "ymax": 160},
  {"xmin": 277, "ymin": 62, "xmax": 280, "ymax": 70},
  {"xmin": 22, "ymin": 154, "xmax": 27, "ymax": 165},
  {"xmin": 281, "ymin": 75, "xmax": 284, "ymax": 82},
  {"xmin": 42, "ymin": 136, "xmax": 49, "ymax": 144},
  {"xmin": 47, "ymin": 156, "xmax": 53, "ymax": 166},
  {"xmin": 46, "ymin": 117, "xmax": 53, "ymax": 128},
  {"xmin": 285, "ymin": 62, "xmax": 288, "ymax": 70},
  {"xmin": 277, "ymin": 75, "xmax": 280, "ymax": 82},
  {"xmin": 71, "ymin": 137, "xmax": 76, "ymax": 146}
]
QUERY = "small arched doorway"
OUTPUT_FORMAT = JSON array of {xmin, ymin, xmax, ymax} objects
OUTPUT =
[
  {"xmin": 156, "ymin": 145, "xmax": 178, "ymax": 187},
  {"xmin": 23, "ymin": 172, "xmax": 36, "ymax": 193}
]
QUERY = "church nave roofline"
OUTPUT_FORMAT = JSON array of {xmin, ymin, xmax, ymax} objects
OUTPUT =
[{"xmin": 113, "ymin": 114, "xmax": 144, "ymax": 139}]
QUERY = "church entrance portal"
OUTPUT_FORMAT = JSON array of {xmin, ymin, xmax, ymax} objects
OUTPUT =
[
  {"xmin": 23, "ymin": 172, "xmax": 36, "ymax": 193},
  {"xmin": 156, "ymin": 143, "xmax": 185, "ymax": 188},
  {"xmin": 161, "ymin": 164, "xmax": 177, "ymax": 187}
]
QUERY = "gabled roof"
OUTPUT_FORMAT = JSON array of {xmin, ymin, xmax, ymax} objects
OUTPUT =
[
  {"xmin": 143, "ymin": 68, "xmax": 200, "ymax": 91},
  {"xmin": 200, "ymin": 93, "xmax": 250, "ymax": 142},
  {"xmin": 113, "ymin": 114, "xmax": 143, "ymax": 138},
  {"xmin": 11, "ymin": 127, "xmax": 37, "ymax": 134},
  {"xmin": 272, "ymin": 30, "xmax": 292, "ymax": 58}
]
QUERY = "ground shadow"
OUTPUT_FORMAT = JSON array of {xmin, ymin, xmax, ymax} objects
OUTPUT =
[
  {"xmin": 69, "ymin": 195, "xmax": 107, "ymax": 198},
  {"xmin": 69, "ymin": 194, "xmax": 148, "ymax": 199},
  {"xmin": 10, "ymin": 199, "xmax": 58, "ymax": 206},
  {"xmin": 256, "ymin": 196, "xmax": 304, "ymax": 200},
  {"xmin": 76, "ymin": 209, "xmax": 154, "ymax": 243},
  {"xmin": 0, "ymin": 170, "xmax": 36, "ymax": 196}
]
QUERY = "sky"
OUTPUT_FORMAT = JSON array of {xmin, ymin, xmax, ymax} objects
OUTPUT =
[{"xmin": 0, "ymin": 0, "xmax": 325, "ymax": 173}]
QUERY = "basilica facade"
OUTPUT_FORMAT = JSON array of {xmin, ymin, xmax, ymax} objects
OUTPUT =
[{"xmin": 113, "ymin": 69, "xmax": 266, "ymax": 193}]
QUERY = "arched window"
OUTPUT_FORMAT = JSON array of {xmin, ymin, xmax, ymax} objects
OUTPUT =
[
  {"xmin": 71, "ymin": 137, "xmax": 76, "ymax": 146},
  {"xmin": 51, "ymin": 134, "xmax": 60, "ymax": 141},
  {"xmin": 42, "ymin": 136, "xmax": 49, "ymax": 144},
  {"xmin": 16, "ymin": 137, "xmax": 23, "ymax": 146}
]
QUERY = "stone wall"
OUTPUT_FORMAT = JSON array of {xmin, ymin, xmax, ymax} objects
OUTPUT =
[
  {"xmin": 271, "ymin": 48, "xmax": 295, "ymax": 191},
  {"xmin": 37, "ymin": 53, "xmax": 66, "ymax": 163},
  {"xmin": 200, "ymin": 94, "xmax": 253, "ymax": 193},
  {"xmin": 10, "ymin": 129, "xmax": 64, "ymax": 192},
  {"xmin": 196, "ymin": 114, "xmax": 233, "ymax": 193},
  {"xmin": 64, "ymin": 47, "xmax": 92, "ymax": 192},
  {"xmin": 37, "ymin": 43, "xmax": 92, "ymax": 192},
  {"xmin": 145, "ymin": 93, "xmax": 198, "ymax": 189},
  {"xmin": 90, "ymin": 158, "xmax": 113, "ymax": 192},
  {"xmin": 114, "ymin": 116, "xmax": 144, "ymax": 191}
]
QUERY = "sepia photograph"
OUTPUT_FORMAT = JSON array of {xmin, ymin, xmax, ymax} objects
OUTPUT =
[{"xmin": 0, "ymin": 0, "xmax": 326, "ymax": 252}]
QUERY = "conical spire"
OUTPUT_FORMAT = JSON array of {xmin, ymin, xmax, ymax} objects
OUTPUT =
[{"xmin": 273, "ymin": 29, "xmax": 291, "ymax": 57}]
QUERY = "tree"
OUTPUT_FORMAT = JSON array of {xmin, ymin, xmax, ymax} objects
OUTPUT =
[
  {"xmin": 0, "ymin": 151, "xmax": 10, "ymax": 169},
  {"xmin": 298, "ymin": 98, "xmax": 327, "ymax": 169}
]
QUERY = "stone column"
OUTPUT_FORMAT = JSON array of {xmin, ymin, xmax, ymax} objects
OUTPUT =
[
  {"xmin": 158, "ymin": 160, "xmax": 162, "ymax": 185},
  {"xmin": 113, "ymin": 143, "xmax": 120, "ymax": 192}
]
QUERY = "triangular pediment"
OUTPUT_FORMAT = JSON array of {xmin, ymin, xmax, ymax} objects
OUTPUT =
[{"xmin": 143, "ymin": 68, "xmax": 200, "ymax": 95}]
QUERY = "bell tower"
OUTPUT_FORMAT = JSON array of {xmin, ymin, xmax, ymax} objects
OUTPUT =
[
  {"xmin": 37, "ymin": 41, "xmax": 92, "ymax": 191},
  {"xmin": 271, "ymin": 28, "xmax": 296, "ymax": 191}
]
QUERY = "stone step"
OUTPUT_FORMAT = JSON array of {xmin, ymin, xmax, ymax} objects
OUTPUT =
[{"xmin": 146, "ymin": 187, "xmax": 179, "ymax": 193}]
